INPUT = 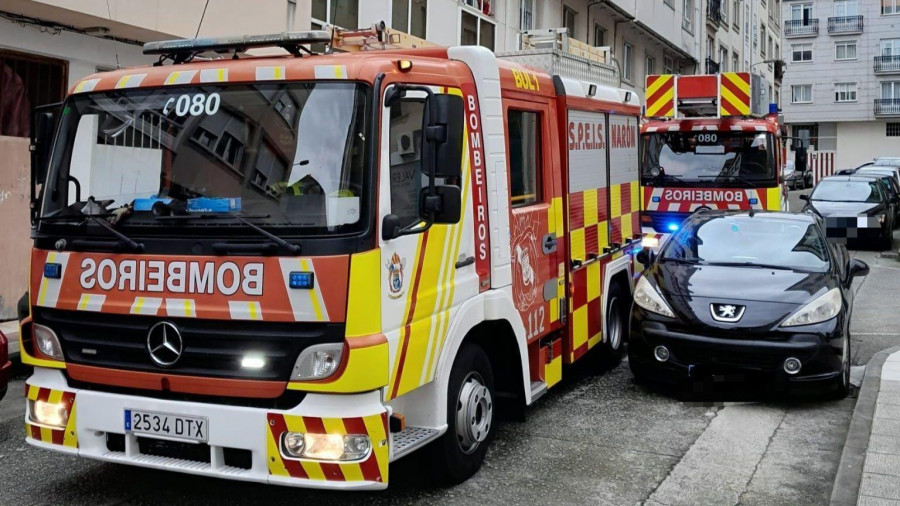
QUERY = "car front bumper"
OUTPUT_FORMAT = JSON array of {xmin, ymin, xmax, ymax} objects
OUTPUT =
[
  {"xmin": 24, "ymin": 368, "xmax": 391, "ymax": 490},
  {"xmin": 629, "ymin": 318, "xmax": 844, "ymax": 388}
]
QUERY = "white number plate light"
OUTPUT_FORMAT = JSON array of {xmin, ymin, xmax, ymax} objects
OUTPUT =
[{"xmin": 125, "ymin": 409, "xmax": 208, "ymax": 442}]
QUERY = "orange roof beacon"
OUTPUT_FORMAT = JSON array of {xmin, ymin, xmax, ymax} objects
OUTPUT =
[
  {"xmin": 640, "ymin": 72, "xmax": 798, "ymax": 249},
  {"xmin": 22, "ymin": 24, "xmax": 642, "ymax": 489}
]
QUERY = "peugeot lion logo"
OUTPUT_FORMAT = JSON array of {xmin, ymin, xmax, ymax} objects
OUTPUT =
[
  {"xmin": 710, "ymin": 303, "xmax": 746, "ymax": 323},
  {"xmin": 146, "ymin": 321, "xmax": 183, "ymax": 367}
]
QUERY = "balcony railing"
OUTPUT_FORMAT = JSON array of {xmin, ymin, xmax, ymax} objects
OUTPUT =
[
  {"xmin": 875, "ymin": 55, "xmax": 900, "ymax": 73},
  {"xmin": 875, "ymin": 98, "xmax": 900, "ymax": 116},
  {"xmin": 784, "ymin": 19, "xmax": 819, "ymax": 37},
  {"xmin": 707, "ymin": 0, "xmax": 724, "ymax": 26},
  {"xmin": 706, "ymin": 57, "xmax": 720, "ymax": 74},
  {"xmin": 827, "ymin": 15, "xmax": 864, "ymax": 34}
]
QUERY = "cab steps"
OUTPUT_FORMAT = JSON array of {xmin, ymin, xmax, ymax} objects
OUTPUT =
[{"xmin": 392, "ymin": 426, "xmax": 441, "ymax": 461}]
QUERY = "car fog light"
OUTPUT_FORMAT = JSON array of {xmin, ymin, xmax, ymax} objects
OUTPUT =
[
  {"xmin": 784, "ymin": 357, "xmax": 802, "ymax": 375},
  {"xmin": 29, "ymin": 399, "xmax": 68, "ymax": 428},
  {"xmin": 280, "ymin": 432, "xmax": 371, "ymax": 461},
  {"xmin": 654, "ymin": 346, "xmax": 670, "ymax": 362}
]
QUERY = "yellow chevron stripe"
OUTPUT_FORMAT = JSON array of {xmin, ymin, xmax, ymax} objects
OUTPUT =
[
  {"xmin": 720, "ymin": 85, "xmax": 750, "ymax": 116},
  {"xmin": 63, "ymin": 402, "xmax": 78, "ymax": 447},
  {"xmin": 646, "ymin": 86, "xmax": 675, "ymax": 117},
  {"xmin": 645, "ymin": 75, "xmax": 672, "ymax": 98},
  {"xmin": 282, "ymin": 415, "xmax": 326, "ymax": 480},
  {"xmin": 723, "ymin": 72, "xmax": 751, "ymax": 95},
  {"xmin": 266, "ymin": 425, "xmax": 290, "ymax": 477},
  {"xmin": 363, "ymin": 414, "xmax": 389, "ymax": 482}
]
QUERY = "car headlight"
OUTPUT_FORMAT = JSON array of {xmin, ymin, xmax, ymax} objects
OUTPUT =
[
  {"xmin": 290, "ymin": 343, "xmax": 344, "ymax": 381},
  {"xmin": 877, "ymin": 214, "xmax": 886, "ymax": 224},
  {"xmin": 781, "ymin": 288, "xmax": 841, "ymax": 327},
  {"xmin": 633, "ymin": 276, "xmax": 675, "ymax": 318}
]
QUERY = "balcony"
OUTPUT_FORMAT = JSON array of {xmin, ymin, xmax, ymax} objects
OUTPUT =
[
  {"xmin": 705, "ymin": 57, "xmax": 720, "ymax": 74},
  {"xmin": 827, "ymin": 15, "xmax": 863, "ymax": 34},
  {"xmin": 784, "ymin": 19, "xmax": 819, "ymax": 37},
  {"xmin": 875, "ymin": 99, "xmax": 900, "ymax": 117},
  {"xmin": 707, "ymin": 0, "xmax": 724, "ymax": 26},
  {"xmin": 875, "ymin": 55, "xmax": 900, "ymax": 74}
]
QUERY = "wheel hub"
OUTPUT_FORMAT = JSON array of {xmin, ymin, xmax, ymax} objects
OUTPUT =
[
  {"xmin": 456, "ymin": 372, "xmax": 493, "ymax": 454},
  {"xmin": 607, "ymin": 297, "xmax": 622, "ymax": 350}
]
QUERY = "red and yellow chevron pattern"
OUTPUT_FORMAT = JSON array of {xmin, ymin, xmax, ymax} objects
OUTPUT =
[
  {"xmin": 25, "ymin": 384, "xmax": 77, "ymax": 447},
  {"xmin": 645, "ymin": 74, "xmax": 676, "ymax": 118},
  {"xmin": 266, "ymin": 412, "xmax": 389, "ymax": 484},
  {"xmin": 719, "ymin": 72, "xmax": 751, "ymax": 117}
]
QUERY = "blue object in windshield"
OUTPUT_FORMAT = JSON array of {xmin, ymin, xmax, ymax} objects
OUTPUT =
[
  {"xmin": 187, "ymin": 197, "xmax": 242, "ymax": 213},
  {"xmin": 133, "ymin": 197, "xmax": 173, "ymax": 212}
]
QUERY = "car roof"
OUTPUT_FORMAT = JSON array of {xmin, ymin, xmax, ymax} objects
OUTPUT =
[
  {"xmin": 689, "ymin": 210, "xmax": 815, "ymax": 224},
  {"xmin": 859, "ymin": 166, "xmax": 900, "ymax": 173},
  {"xmin": 819, "ymin": 175, "xmax": 882, "ymax": 183}
]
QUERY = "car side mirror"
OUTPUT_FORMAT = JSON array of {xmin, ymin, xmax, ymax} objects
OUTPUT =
[
  {"xmin": 799, "ymin": 194, "xmax": 810, "ymax": 201},
  {"xmin": 636, "ymin": 248, "xmax": 656, "ymax": 266},
  {"xmin": 849, "ymin": 259, "xmax": 870, "ymax": 278}
]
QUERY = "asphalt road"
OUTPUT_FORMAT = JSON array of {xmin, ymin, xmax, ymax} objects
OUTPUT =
[{"xmin": 1, "ymin": 190, "xmax": 897, "ymax": 505}]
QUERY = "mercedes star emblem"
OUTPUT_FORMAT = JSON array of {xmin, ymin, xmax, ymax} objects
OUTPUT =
[{"xmin": 146, "ymin": 321, "xmax": 183, "ymax": 367}]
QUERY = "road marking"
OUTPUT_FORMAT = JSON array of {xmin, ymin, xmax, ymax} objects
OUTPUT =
[{"xmin": 646, "ymin": 404, "xmax": 786, "ymax": 505}]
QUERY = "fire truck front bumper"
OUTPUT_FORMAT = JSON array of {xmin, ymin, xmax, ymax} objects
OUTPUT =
[{"xmin": 24, "ymin": 368, "xmax": 391, "ymax": 490}]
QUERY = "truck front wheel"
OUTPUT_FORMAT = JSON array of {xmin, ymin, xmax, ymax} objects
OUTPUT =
[{"xmin": 428, "ymin": 342, "xmax": 495, "ymax": 485}]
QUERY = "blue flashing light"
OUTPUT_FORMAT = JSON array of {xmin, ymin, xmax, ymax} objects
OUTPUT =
[
  {"xmin": 666, "ymin": 223, "xmax": 680, "ymax": 232},
  {"xmin": 651, "ymin": 196, "xmax": 661, "ymax": 203},
  {"xmin": 632, "ymin": 247, "xmax": 643, "ymax": 255},
  {"xmin": 289, "ymin": 271, "xmax": 315, "ymax": 290},
  {"xmin": 44, "ymin": 263, "xmax": 62, "ymax": 279},
  {"xmin": 749, "ymin": 198, "xmax": 759, "ymax": 205}
]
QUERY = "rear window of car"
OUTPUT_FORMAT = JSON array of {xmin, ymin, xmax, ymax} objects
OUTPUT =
[
  {"xmin": 811, "ymin": 180, "xmax": 883, "ymax": 203},
  {"xmin": 661, "ymin": 216, "xmax": 830, "ymax": 272}
]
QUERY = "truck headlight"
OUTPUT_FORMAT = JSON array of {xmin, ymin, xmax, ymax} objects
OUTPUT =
[
  {"xmin": 633, "ymin": 276, "xmax": 675, "ymax": 318},
  {"xmin": 34, "ymin": 324, "xmax": 64, "ymax": 361},
  {"xmin": 280, "ymin": 432, "xmax": 371, "ymax": 461},
  {"xmin": 781, "ymin": 288, "xmax": 841, "ymax": 327},
  {"xmin": 29, "ymin": 399, "xmax": 69, "ymax": 428},
  {"xmin": 290, "ymin": 343, "xmax": 343, "ymax": 381}
]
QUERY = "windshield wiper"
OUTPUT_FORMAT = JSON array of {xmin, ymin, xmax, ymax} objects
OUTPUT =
[
  {"xmin": 661, "ymin": 257, "xmax": 701, "ymax": 265},
  {"xmin": 37, "ymin": 200, "xmax": 144, "ymax": 252},
  {"xmin": 705, "ymin": 261, "xmax": 794, "ymax": 271},
  {"xmin": 696, "ymin": 174, "xmax": 758, "ymax": 186},
  {"xmin": 152, "ymin": 209, "xmax": 301, "ymax": 255}
]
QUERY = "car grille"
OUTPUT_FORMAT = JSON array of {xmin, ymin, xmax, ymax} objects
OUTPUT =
[
  {"xmin": 670, "ymin": 343, "xmax": 785, "ymax": 371},
  {"xmin": 34, "ymin": 308, "xmax": 344, "ymax": 382}
]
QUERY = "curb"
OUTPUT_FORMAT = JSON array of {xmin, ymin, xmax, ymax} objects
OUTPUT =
[{"xmin": 830, "ymin": 345, "xmax": 900, "ymax": 506}]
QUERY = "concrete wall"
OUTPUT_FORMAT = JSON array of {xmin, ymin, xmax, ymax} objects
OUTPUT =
[
  {"xmin": 835, "ymin": 121, "xmax": 900, "ymax": 170},
  {"xmin": 0, "ymin": 137, "xmax": 32, "ymax": 320}
]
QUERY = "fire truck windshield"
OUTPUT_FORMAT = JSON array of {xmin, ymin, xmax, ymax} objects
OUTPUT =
[
  {"xmin": 41, "ymin": 82, "xmax": 370, "ymax": 233},
  {"xmin": 640, "ymin": 132, "xmax": 776, "ymax": 186}
]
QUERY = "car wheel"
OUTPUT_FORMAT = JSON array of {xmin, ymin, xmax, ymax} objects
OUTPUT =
[
  {"xmin": 428, "ymin": 343, "xmax": 495, "ymax": 485},
  {"xmin": 832, "ymin": 334, "xmax": 851, "ymax": 399}
]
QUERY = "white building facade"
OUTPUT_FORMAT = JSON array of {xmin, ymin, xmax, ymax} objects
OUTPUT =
[{"xmin": 780, "ymin": 0, "xmax": 900, "ymax": 168}]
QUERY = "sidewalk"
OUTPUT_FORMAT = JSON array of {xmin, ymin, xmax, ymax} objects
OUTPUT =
[{"xmin": 1, "ymin": 320, "xmax": 19, "ymax": 360}]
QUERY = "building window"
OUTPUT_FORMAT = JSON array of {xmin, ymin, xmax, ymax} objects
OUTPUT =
[
  {"xmin": 834, "ymin": 0, "xmax": 859, "ymax": 17},
  {"xmin": 623, "ymin": 42, "xmax": 634, "ymax": 82},
  {"xmin": 774, "ymin": 0, "xmax": 781, "ymax": 27},
  {"xmin": 464, "ymin": 0, "xmax": 494, "ymax": 15},
  {"xmin": 883, "ymin": 81, "xmax": 900, "ymax": 99},
  {"xmin": 835, "ymin": 83, "xmax": 858, "ymax": 102},
  {"xmin": 882, "ymin": 39, "xmax": 900, "ymax": 56},
  {"xmin": 733, "ymin": 0, "xmax": 741, "ymax": 28},
  {"xmin": 722, "ymin": 0, "xmax": 728, "ymax": 21},
  {"xmin": 507, "ymin": 110, "xmax": 541, "ymax": 207},
  {"xmin": 664, "ymin": 0, "xmax": 675, "ymax": 8},
  {"xmin": 0, "ymin": 50, "xmax": 68, "ymax": 137},
  {"xmin": 775, "ymin": 42, "xmax": 780, "ymax": 60},
  {"xmin": 645, "ymin": 55, "xmax": 655, "ymax": 76},
  {"xmin": 664, "ymin": 56, "xmax": 674, "ymax": 74},
  {"xmin": 392, "ymin": 0, "xmax": 427, "ymax": 38},
  {"xmin": 594, "ymin": 23, "xmax": 606, "ymax": 46},
  {"xmin": 519, "ymin": 0, "xmax": 535, "ymax": 31},
  {"xmin": 767, "ymin": 36, "xmax": 774, "ymax": 64},
  {"xmin": 761, "ymin": 25, "xmax": 768, "ymax": 57},
  {"xmin": 887, "ymin": 123, "xmax": 900, "ymax": 137},
  {"xmin": 883, "ymin": 0, "xmax": 900, "ymax": 15},
  {"xmin": 792, "ymin": 84, "xmax": 813, "ymax": 103},
  {"xmin": 745, "ymin": 4, "xmax": 751, "ymax": 43},
  {"xmin": 563, "ymin": 5, "xmax": 577, "ymax": 39},
  {"xmin": 683, "ymin": 0, "xmax": 694, "ymax": 33},
  {"xmin": 835, "ymin": 41, "xmax": 857, "ymax": 60},
  {"xmin": 790, "ymin": 3, "xmax": 814, "ymax": 23},
  {"xmin": 775, "ymin": 84, "xmax": 781, "ymax": 105},
  {"xmin": 719, "ymin": 47, "xmax": 729, "ymax": 70},
  {"xmin": 461, "ymin": 10, "xmax": 495, "ymax": 50},
  {"xmin": 793, "ymin": 124, "xmax": 819, "ymax": 150},
  {"xmin": 733, "ymin": 53, "xmax": 740, "ymax": 71},
  {"xmin": 311, "ymin": 0, "xmax": 357, "ymax": 29}
]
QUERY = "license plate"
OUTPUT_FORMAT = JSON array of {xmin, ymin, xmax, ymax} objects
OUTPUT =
[{"xmin": 124, "ymin": 409, "xmax": 208, "ymax": 442}]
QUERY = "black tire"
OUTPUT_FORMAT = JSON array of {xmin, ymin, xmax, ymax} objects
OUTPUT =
[
  {"xmin": 879, "ymin": 228, "xmax": 893, "ymax": 251},
  {"xmin": 600, "ymin": 283, "xmax": 628, "ymax": 365},
  {"xmin": 428, "ymin": 342, "xmax": 495, "ymax": 485},
  {"xmin": 831, "ymin": 334, "xmax": 851, "ymax": 399}
]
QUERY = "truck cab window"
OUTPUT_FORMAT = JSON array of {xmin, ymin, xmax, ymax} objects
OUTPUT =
[
  {"xmin": 508, "ymin": 109, "xmax": 541, "ymax": 207},
  {"xmin": 388, "ymin": 99, "xmax": 427, "ymax": 227}
]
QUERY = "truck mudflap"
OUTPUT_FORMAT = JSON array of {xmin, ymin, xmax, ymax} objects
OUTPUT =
[{"xmin": 25, "ymin": 369, "xmax": 391, "ymax": 490}]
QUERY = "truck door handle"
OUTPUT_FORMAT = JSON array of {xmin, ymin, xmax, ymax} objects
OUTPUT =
[
  {"xmin": 455, "ymin": 256, "xmax": 475, "ymax": 269},
  {"xmin": 542, "ymin": 233, "xmax": 558, "ymax": 254}
]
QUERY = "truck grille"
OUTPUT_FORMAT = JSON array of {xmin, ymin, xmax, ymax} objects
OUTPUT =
[{"xmin": 34, "ymin": 308, "xmax": 344, "ymax": 382}]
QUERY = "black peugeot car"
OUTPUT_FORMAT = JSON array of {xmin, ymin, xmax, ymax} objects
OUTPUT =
[
  {"xmin": 801, "ymin": 175, "xmax": 896, "ymax": 250},
  {"xmin": 629, "ymin": 211, "xmax": 869, "ymax": 397}
]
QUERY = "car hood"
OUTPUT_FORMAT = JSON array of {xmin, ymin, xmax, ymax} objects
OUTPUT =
[
  {"xmin": 650, "ymin": 263, "xmax": 836, "ymax": 330},
  {"xmin": 808, "ymin": 200, "xmax": 883, "ymax": 217}
]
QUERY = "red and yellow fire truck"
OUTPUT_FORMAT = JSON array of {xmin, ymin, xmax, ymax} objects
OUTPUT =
[
  {"xmin": 639, "ymin": 72, "xmax": 792, "ymax": 248},
  {"xmin": 21, "ymin": 26, "xmax": 641, "ymax": 489}
]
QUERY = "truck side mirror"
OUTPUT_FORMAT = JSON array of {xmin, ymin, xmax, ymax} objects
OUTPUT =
[
  {"xmin": 794, "ymin": 144, "xmax": 808, "ymax": 173},
  {"xmin": 421, "ymin": 94, "xmax": 464, "ymax": 180},
  {"xmin": 30, "ymin": 102, "xmax": 62, "ymax": 224},
  {"xmin": 420, "ymin": 185, "xmax": 461, "ymax": 224}
]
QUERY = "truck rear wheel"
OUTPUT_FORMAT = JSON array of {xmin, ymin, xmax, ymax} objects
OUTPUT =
[{"xmin": 428, "ymin": 342, "xmax": 495, "ymax": 485}]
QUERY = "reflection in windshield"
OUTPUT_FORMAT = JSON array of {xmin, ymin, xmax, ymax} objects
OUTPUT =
[
  {"xmin": 42, "ymin": 82, "xmax": 369, "ymax": 233},
  {"xmin": 641, "ymin": 132, "xmax": 775, "ymax": 183},
  {"xmin": 811, "ymin": 181, "xmax": 883, "ymax": 203},
  {"xmin": 662, "ymin": 217, "xmax": 830, "ymax": 272}
]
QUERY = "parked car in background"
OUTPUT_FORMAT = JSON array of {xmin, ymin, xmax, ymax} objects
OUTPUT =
[
  {"xmin": 629, "ymin": 211, "xmax": 867, "ymax": 397},
  {"xmin": 784, "ymin": 161, "xmax": 813, "ymax": 190},
  {"xmin": 874, "ymin": 157, "xmax": 900, "ymax": 167},
  {"xmin": 857, "ymin": 166, "xmax": 900, "ymax": 190},
  {"xmin": 0, "ymin": 329, "xmax": 10, "ymax": 402},
  {"xmin": 854, "ymin": 173, "xmax": 900, "ymax": 224},
  {"xmin": 802, "ymin": 175, "xmax": 896, "ymax": 250}
]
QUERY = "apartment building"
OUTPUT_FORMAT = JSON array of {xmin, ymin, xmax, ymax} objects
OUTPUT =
[
  {"xmin": 700, "ymin": 0, "xmax": 783, "ymax": 106},
  {"xmin": 780, "ymin": 0, "xmax": 900, "ymax": 168}
]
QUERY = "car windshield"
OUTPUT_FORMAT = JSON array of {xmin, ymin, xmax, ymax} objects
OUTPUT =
[
  {"xmin": 811, "ymin": 180, "xmax": 883, "ymax": 203},
  {"xmin": 661, "ymin": 216, "xmax": 830, "ymax": 272},
  {"xmin": 41, "ymin": 82, "xmax": 370, "ymax": 233},
  {"xmin": 641, "ymin": 131, "xmax": 776, "ymax": 184}
]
